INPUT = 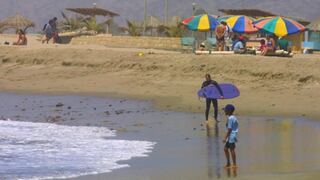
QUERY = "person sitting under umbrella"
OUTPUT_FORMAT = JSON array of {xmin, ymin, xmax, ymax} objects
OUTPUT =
[
  {"xmin": 232, "ymin": 35, "xmax": 245, "ymax": 54},
  {"xmin": 215, "ymin": 22, "xmax": 227, "ymax": 51},
  {"xmin": 262, "ymin": 35, "xmax": 277, "ymax": 56},
  {"xmin": 277, "ymin": 37, "xmax": 290, "ymax": 52},
  {"xmin": 13, "ymin": 29, "xmax": 27, "ymax": 46}
]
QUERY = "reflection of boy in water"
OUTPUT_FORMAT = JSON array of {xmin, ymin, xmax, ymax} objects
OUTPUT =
[{"xmin": 222, "ymin": 104, "xmax": 238, "ymax": 168}]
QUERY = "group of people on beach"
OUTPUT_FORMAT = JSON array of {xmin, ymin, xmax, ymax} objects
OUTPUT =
[
  {"xmin": 6, "ymin": 17, "xmax": 59, "ymax": 46},
  {"xmin": 199, "ymin": 21, "xmax": 292, "ymax": 56},
  {"xmin": 200, "ymin": 74, "xmax": 238, "ymax": 169},
  {"xmin": 42, "ymin": 17, "xmax": 59, "ymax": 44}
]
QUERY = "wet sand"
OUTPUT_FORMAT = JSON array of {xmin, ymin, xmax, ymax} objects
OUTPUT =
[
  {"xmin": 0, "ymin": 45, "xmax": 320, "ymax": 120},
  {"xmin": 1, "ymin": 92, "xmax": 320, "ymax": 180}
]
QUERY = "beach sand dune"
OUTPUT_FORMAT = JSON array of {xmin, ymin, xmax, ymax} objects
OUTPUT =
[{"xmin": 0, "ymin": 45, "xmax": 320, "ymax": 120}]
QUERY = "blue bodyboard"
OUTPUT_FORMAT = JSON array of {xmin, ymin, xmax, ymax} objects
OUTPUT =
[{"xmin": 198, "ymin": 83, "xmax": 240, "ymax": 99}]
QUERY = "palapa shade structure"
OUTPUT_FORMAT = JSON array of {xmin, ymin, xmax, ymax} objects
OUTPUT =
[
  {"xmin": 219, "ymin": 9, "xmax": 276, "ymax": 17},
  {"xmin": 0, "ymin": 13, "xmax": 34, "ymax": 31},
  {"xmin": 66, "ymin": 8, "xmax": 119, "ymax": 17}
]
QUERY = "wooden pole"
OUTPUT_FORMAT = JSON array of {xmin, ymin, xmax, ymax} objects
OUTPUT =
[{"xmin": 143, "ymin": 0, "xmax": 147, "ymax": 36}]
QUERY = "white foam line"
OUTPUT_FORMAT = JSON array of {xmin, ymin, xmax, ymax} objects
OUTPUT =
[{"xmin": 0, "ymin": 120, "xmax": 156, "ymax": 180}]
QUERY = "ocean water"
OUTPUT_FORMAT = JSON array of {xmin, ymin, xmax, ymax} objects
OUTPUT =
[{"xmin": 0, "ymin": 120, "xmax": 155, "ymax": 180}]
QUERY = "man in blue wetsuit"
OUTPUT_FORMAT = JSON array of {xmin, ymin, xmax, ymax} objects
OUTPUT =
[{"xmin": 201, "ymin": 74, "xmax": 224, "ymax": 123}]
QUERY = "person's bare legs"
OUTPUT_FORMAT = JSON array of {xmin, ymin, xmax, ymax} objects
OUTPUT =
[
  {"xmin": 224, "ymin": 147, "xmax": 231, "ymax": 167},
  {"xmin": 230, "ymin": 148, "xmax": 237, "ymax": 167}
]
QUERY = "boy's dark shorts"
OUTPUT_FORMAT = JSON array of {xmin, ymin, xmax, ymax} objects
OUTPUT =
[{"xmin": 225, "ymin": 142, "xmax": 236, "ymax": 149}]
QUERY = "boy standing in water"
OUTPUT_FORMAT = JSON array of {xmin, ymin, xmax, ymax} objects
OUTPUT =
[{"xmin": 222, "ymin": 104, "xmax": 238, "ymax": 168}]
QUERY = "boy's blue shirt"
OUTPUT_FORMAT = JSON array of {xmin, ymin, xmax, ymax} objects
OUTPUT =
[{"xmin": 226, "ymin": 115, "xmax": 238, "ymax": 143}]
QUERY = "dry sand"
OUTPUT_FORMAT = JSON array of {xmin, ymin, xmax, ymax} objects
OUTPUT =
[{"xmin": 1, "ymin": 42, "xmax": 320, "ymax": 120}]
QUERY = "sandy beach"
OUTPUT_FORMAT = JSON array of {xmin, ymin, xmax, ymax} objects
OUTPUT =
[
  {"xmin": 0, "ymin": 42, "xmax": 320, "ymax": 120},
  {"xmin": 1, "ymin": 35, "xmax": 320, "ymax": 179}
]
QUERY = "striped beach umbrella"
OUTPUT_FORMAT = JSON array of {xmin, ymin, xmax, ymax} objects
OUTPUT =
[
  {"xmin": 219, "ymin": 15, "xmax": 258, "ymax": 34},
  {"xmin": 254, "ymin": 16, "xmax": 306, "ymax": 37},
  {"xmin": 182, "ymin": 14, "xmax": 219, "ymax": 31}
]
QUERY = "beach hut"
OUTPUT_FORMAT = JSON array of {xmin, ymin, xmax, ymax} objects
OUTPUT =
[
  {"xmin": 0, "ymin": 13, "xmax": 34, "ymax": 32},
  {"xmin": 303, "ymin": 18, "xmax": 320, "ymax": 52}
]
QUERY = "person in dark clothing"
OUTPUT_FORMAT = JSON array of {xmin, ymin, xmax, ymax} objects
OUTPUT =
[{"xmin": 201, "ymin": 74, "xmax": 224, "ymax": 123}]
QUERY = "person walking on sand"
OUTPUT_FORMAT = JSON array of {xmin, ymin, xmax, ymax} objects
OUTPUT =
[
  {"xmin": 222, "ymin": 104, "xmax": 238, "ymax": 168},
  {"xmin": 201, "ymin": 74, "xmax": 224, "ymax": 123},
  {"xmin": 42, "ymin": 20, "xmax": 53, "ymax": 44}
]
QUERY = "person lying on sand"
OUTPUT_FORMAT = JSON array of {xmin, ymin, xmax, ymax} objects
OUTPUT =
[
  {"xmin": 13, "ymin": 29, "xmax": 27, "ymax": 46},
  {"xmin": 201, "ymin": 74, "xmax": 224, "ymax": 123},
  {"xmin": 223, "ymin": 104, "xmax": 238, "ymax": 169}
]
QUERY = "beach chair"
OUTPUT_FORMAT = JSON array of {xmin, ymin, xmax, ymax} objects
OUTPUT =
[
  {"xmin": 181, "ymin": 37, "xmax": 195, "ymax": 53},
  {"xmin": 206, "ymin": 38, "xmax": 217, "ymax": 50}
]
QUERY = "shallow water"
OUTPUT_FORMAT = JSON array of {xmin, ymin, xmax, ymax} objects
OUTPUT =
[{"xmin": 0, "ymin": 92, "xmax": 320, "ymax": 179}]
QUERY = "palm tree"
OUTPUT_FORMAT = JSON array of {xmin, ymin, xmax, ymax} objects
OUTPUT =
[
  {"xmin": 59, "ymin": 11, "xmax": 86, "ymax": 32},
  {"xmin": 157, "ymin": 23, "xmax": 186, "ymax": 37},
  {"xmin": 83, "ymin": 17, "xmax": 105, "ymax": 33},
  {"xmin": 120, "ymin": 20, "xmax": 143, "ymax": 36}
]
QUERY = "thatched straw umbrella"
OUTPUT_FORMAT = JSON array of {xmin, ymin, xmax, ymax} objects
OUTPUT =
[
  {"xmin": 0, "ymin": 13, "xmax": 34, "ymax": 32},
  {"xmin": 66, "ymin": 8, "xmax": 119, "ymax": 17},
  {"xmin": 66, "ymin": 7, "xmax": 119, "ymax": 34}
]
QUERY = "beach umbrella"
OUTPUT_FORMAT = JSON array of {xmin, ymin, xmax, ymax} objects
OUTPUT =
[
  {"xmin": 0, "ymin": 13, "xmax": 34, "ymax": 31},
  {"xmin": 218, "ymin": 15, "xmax": 258, "ymax": 34},
  {"xmin": 254, "ymin": 16, "xmax": 306, "ymax": 37},
  {"xmin": 66, "ymin": 8, "xmax": 119, "ymax": 17},
  {"xmin": 217, "ymin": 16, "xmax": 231, "ymax": 23},
  {"xmin": 182, "ymin": 14, "xmax": 219, "ymax": 31}
]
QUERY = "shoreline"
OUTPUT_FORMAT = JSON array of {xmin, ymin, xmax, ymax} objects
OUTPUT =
[
  {"xmin": 1, "ymin": 88, "xmax": 317, "ymax": 121},
  {"xmin": 1, "ymin": 92, "xmax": 320, "ymax": 180},
  {"xmin": 1, "ymin": 45, "xmax": 320, "ymax": 121}
]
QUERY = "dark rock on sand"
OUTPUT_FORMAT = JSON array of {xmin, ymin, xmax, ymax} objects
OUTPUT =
[{"xmin": 56, "ymin": 103, "xmax": 64, "ymax": 107}]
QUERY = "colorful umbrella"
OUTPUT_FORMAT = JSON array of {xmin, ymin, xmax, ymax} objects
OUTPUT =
[
  {"xmin": 219, "ymin": 15, "xmax": 257, "ymax": 34},
  {"xmin": 254, "ymin": 16, "xmax": 306, "ymax": 37},
  {"xmin": 182, "ymin": 14, "xmax": 219, "ymax": 31}
]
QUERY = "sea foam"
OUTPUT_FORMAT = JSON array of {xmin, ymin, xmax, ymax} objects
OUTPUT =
[{"xmin": 0, "ymin": 120, "xmax": 155, "ymax": 179}]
